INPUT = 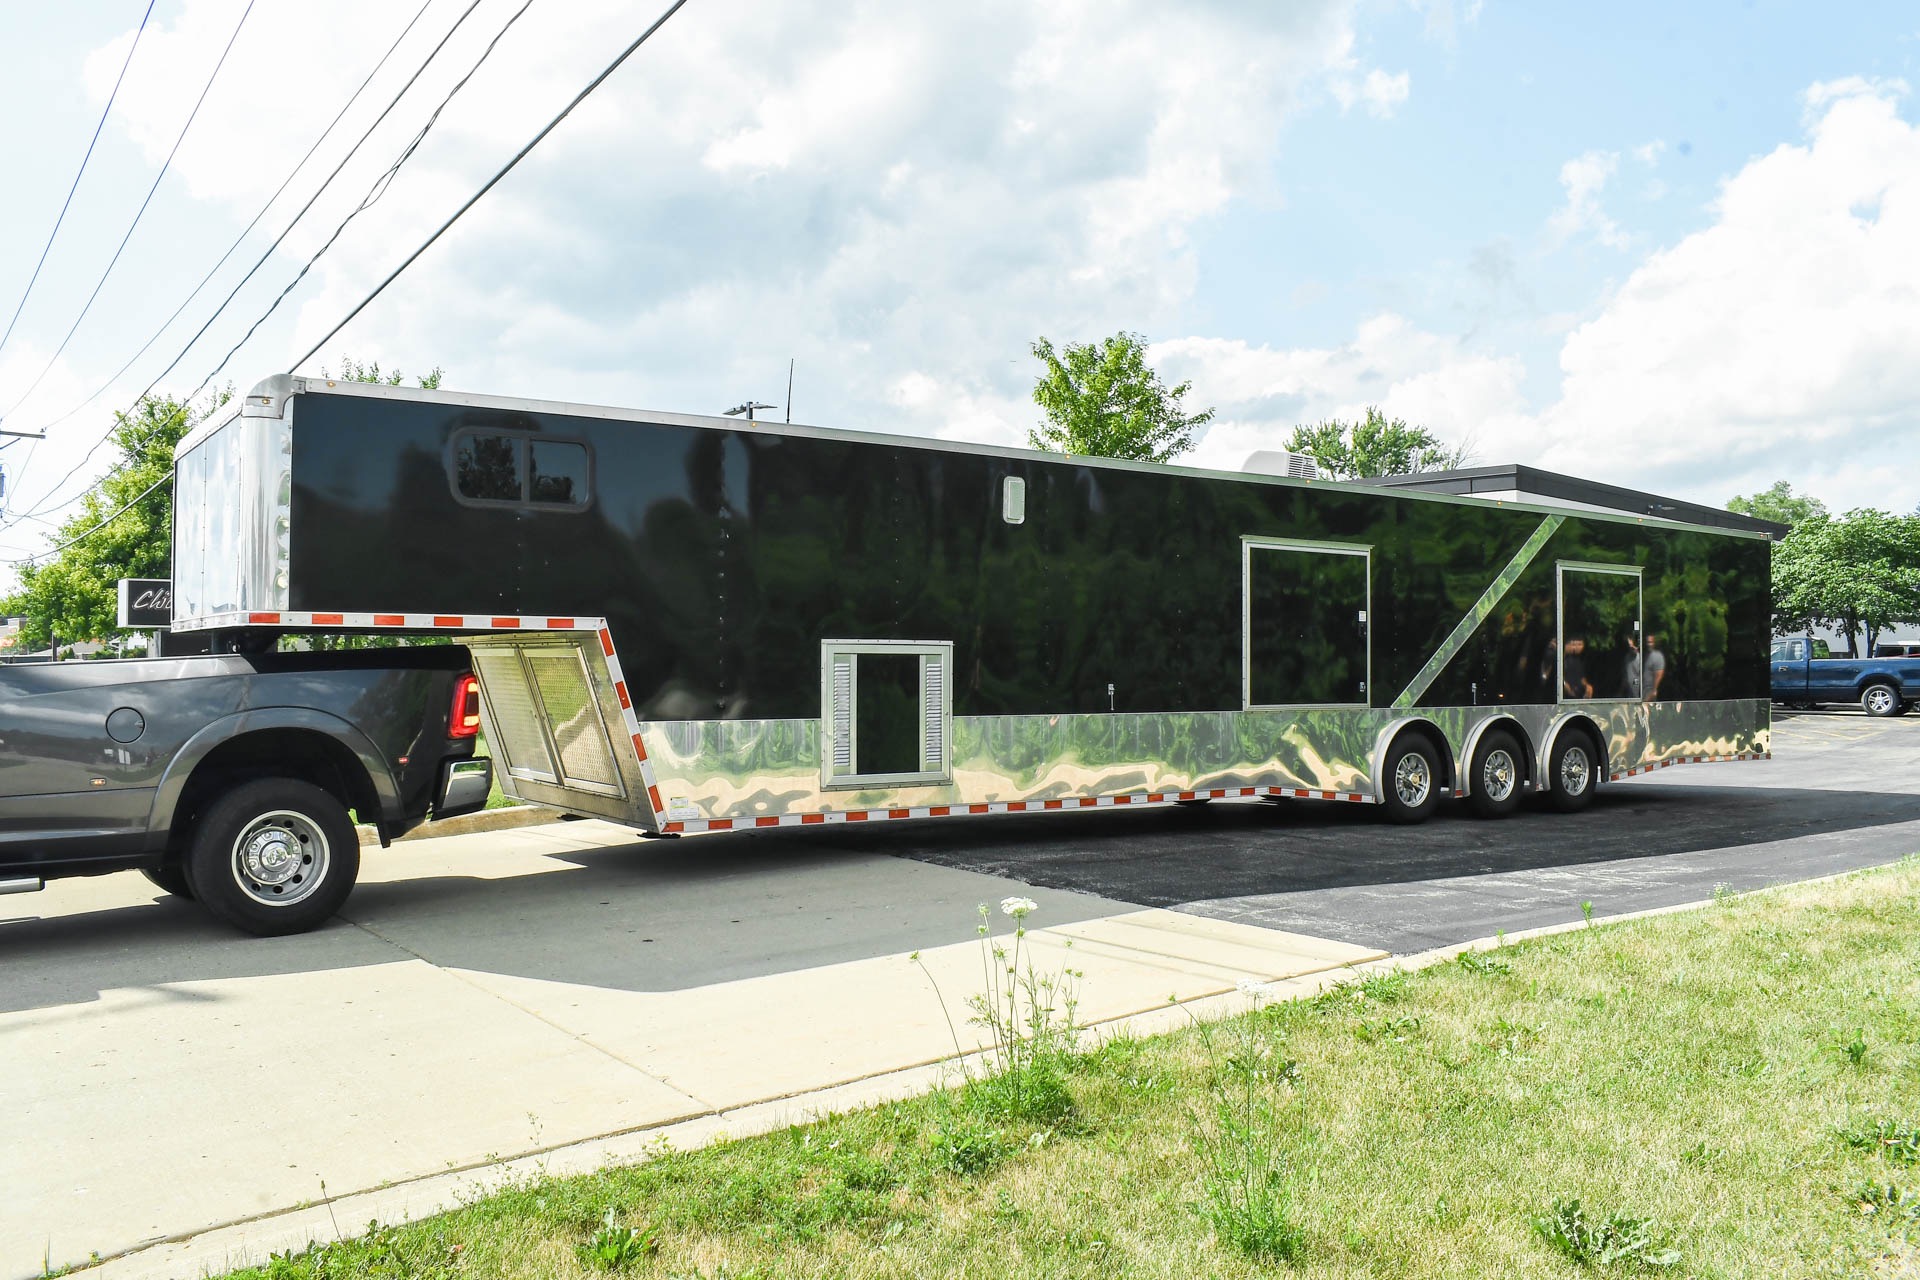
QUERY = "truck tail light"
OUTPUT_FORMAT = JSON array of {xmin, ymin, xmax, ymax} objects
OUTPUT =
[{"xmin": 450, "ymin": 673, "xmax": 482, "ymax": 739}]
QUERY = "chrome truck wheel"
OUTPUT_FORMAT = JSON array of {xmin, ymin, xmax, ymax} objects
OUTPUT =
[
  {"xmin": 187, "ymin": 779, "xmax": 360, "ymax": 936},
  {"xmin": 1468, "ymin": 730, "xmax": 1524, "ymax": 819},
  {"xmin": 1381, "ymin": 734, "xmax": 1441, "ymax": 825},
  {"xmin": 1546, "ymin": 729, "xmax": 1598, "ymax": 814}
]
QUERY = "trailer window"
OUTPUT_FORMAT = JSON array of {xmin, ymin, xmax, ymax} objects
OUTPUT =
[
  {"xmin": 450, "ymin": 430, "xmax": 592, "ymax": 509},
  {"xmin": 454, "ymin": 433, "xmax": 523, "ymax": 502},
  {"xmin": 1557, "ymin": 565, "xmax": 1642, "ymax": 701},
  {"xmin": 821, "ymin": 640, "xmax": 953, "ymax": 789},
  {"xmin": 1243, "ymin": 540, "xmax": 1370, "ymax": 708}
]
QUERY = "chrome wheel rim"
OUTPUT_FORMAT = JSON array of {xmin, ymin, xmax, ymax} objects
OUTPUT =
[
  {"xmin": 230, "ymin": 810, "xmax": 329, "ymax": 908},
  {"xmin": 1559, "ymin": 746, "xmax": 1591, "ymax": 797},
  {"xmin": 1394, "ymin": 752, "xmax": 1433, "ymax": 807},
  {"xmin": 1481, "ymin": 748, "xmax": 1518, "ymax": 803},
  {"xmin": 1866, "ymin": 686, "xmax": 1895, "ymax": 715}
]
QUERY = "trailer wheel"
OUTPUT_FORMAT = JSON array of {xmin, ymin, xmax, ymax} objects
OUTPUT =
[
  {"xmin": 185, "ymin": 778, "xmax": 360, "ymax": 937},
  {"xmin": 1381, "ymin": 734, "xmax": 1441, "ymax": 825},
  {"xmin": 140, "ymin": 861, "xmax": 195, "ymax": 900},
  {"xmin": 1467, "ymin": 730, "xmax": 1525, "ymax": 819},
  {"xmin": 1545, "ymin": 729, "xmax": 1600, "ymax": 814},
  {"xmin": 1862, "ymin": 682, "xmax": 1902, "ymax": 718}
]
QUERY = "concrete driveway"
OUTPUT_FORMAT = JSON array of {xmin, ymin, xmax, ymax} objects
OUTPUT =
[{"xmin": 3, "ymin": 710, "xmax": 1913, "ymax": 1277}]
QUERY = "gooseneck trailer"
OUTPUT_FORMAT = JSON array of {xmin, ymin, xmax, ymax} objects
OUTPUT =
[{"xmin": 167, "ymin": 375, "xmax": 1771, "ymax": 834}]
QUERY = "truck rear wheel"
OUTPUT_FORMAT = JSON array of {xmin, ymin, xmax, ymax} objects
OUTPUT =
[
  {"xmin": 1862, "ymin": 682, "xmax": 1901, "ymax": 718},
  {"xmin": 1467, "ymin": 730, "xmax": 1525, "ymax": 819},
  {"xmin": 186, "ymin": 778, "xmax": 359, "ymax": 936},
  {"xmin": 1545, "ymin": 729, "xmax": 1600, "ymax": 813}
]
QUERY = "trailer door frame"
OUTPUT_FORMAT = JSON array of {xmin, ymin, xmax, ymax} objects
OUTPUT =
[
  {"xmin": 1554, "ymin": 561, "xmax": 1644, "ymax": 704},
  {"xmin": 819, "ymin": 639, "xmax": 954, "ymax": 790},
  {"xmin": 1242, "ymin": 536, "xmax": 1373, "ymax": 711}
]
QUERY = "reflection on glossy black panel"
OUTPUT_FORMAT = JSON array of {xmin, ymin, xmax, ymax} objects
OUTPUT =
[
  {"xmin": 855, "ymin": 654, "xmax": 922, "ymax": 776},
  {"xmin": 455, "ymin": 434, "xmax": 520, "ymax": 501},
  {"xmin": 529, "ymin": 441, "xmax": 588, "ymax": 506},
  {"xmin": 285, "ymin": 392, "xmax": 1771, "ymax": 722},
  {"xmin": 1247, "ymin": 547, "xmax": 1368, "ymax": 705},
  {"xmin": 1559, "ymin": 569, "xmax": 1640, "ymax": 701}
]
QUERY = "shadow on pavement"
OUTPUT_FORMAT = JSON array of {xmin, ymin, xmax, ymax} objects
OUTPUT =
[{"xmin": 6, "ymin": 780, "xmax": 1919, "ymax": 1014}]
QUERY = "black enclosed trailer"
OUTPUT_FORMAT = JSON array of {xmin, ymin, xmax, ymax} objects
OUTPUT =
[{"xmin": 167, "ymin": 375, "xmax": 1771, "ymax": 834}]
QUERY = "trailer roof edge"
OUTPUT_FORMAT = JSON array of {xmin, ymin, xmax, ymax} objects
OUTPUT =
[{"xmin": 184, "ymin": 374, "xmax": 1771, "ymax": 543}]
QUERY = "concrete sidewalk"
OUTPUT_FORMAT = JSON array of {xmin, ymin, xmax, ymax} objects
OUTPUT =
[{"xmin": 0, "ymin": 819, "xmax": 1381, "ymax": 1279}]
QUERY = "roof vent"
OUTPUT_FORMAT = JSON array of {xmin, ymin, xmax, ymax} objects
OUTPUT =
[{"xmin": 1242, "ymin": 449, "xmax": 1320, "ymax": 480}]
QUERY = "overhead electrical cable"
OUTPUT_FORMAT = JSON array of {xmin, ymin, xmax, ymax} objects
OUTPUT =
[
  {"xmin": 6, "ymin": 0, "xmax": 492, "ymax": 524},
  {"xmin": 0, "ymin": 0, "xmax": 157, "ymax": 370},
  {"xmin": 0, "ymin": 1, "xmax": 255, "ymax": 422},
  {"xmin": 15, "ymin": 0, "xmax": 436, "ymax": 451},
  {"xmin": 9, "ymin": 0, "xmax": 697, "ymax": 564},
  {"xmin": 287, "ymin": 0, "xmax": 693, "ymax": 373}
]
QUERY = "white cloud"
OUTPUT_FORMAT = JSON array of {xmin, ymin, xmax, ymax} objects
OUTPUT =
[
  {"xmin": 1548, "ymin": 148, "xmax": 1630, "ymax": 249},
  {"xmin": 1632, "ymin": 139, "xmax": 1665, "ymax": 167},
  {"xmin": 1159, "ymin": 79, "xmax": 1920, "ymax": 515},
  {"xmin": 1331, "ymin": 67, "xmax": 1412, "ymax": 118}
]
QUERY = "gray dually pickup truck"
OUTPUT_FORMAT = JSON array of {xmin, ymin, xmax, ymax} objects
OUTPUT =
[{"xmin": 0, "ymin": 647, "xmax": 493, "ymax": 935}]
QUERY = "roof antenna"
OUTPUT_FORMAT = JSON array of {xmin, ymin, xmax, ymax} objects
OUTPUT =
[{"xmin": 785, "ymin": 358, "xmax": 794, "ymax": 424}]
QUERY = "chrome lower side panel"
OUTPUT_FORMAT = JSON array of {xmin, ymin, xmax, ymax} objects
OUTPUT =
[{"xmin": 641, "ymin": 700, "xmax": 1768, "ymax": 822}]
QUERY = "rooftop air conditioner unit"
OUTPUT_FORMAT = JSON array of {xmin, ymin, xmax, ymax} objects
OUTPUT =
[{"xmin": 1241, "ymin": 449, "xmax": 1320, "ymax": 481}]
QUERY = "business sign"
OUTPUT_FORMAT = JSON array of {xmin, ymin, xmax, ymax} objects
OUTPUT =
[{"xmin": 117, "ymin": 579, "xmax": 172, "ymax": 629}]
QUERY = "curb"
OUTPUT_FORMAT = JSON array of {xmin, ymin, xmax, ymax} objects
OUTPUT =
[
  {"xmin": 354, "ymin": 804, "xmax": 563, "ymax": 846},
  {"xmin": 64, "ymin": 864, "xmax": 1891, "ymax": 1280}
]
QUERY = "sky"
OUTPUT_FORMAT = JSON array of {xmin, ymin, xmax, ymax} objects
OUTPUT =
[{"xmin": 0, "ymin": 0, "xmax": 1916, "ymax": 591}]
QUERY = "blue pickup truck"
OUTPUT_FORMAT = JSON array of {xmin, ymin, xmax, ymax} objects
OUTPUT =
[{"xmin": 1771, "ymin": 636, "xmax": 1920, "ymax": 716}]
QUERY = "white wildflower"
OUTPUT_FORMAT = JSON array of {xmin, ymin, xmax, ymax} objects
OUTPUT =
[
  {"xmin": 1001, "ymin": 896, "xmax": 1038, "ymax": 919},
  {"xmin": 1236, "ymin": 978, "xmax": 1272, "ymax": 1000}
]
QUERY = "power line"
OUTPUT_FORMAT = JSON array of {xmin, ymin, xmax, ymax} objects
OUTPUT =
[
  {"xmin": 10, "ymin": 0, "xmax": 436, "ymax": 456},
  {"xmin": 0, "ymin": 0, "xmax": 157, "ymax": 369},
  {"xmin": 0, "ymin": 1, "xmax": 256, "ymax": 422},
  {"xmin": 289, "ymin": 0, "xmax": 694, "ymax": 373},
  {"xmin": 6, "ymin": 0, "xmax": 490, "ymax": 522},
  {"xmin": 5, "ymin": 469, "xmax": 170, "ymax": 568},
  {"xmin": 11, "ymin": 0, "xmax": 696, "ymax": 563}
]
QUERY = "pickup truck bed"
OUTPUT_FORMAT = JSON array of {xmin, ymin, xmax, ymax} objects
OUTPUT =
[{"xmin": 0, "ymin": 647, "xmax": 493, "ymax": 934}]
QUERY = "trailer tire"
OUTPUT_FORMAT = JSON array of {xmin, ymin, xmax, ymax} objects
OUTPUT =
[
  {"xmin": 1862, "ymin": 682, "xmax": 1902, "ymax": 718},
  {"xmin": 1545, "ymin": 728, "xmax": 1600, "ymax": 814},
  {"xmin": 140, "ymin": 861, "xmax": 195, "ymax": 900},
  {"xmin": 1381, "ymin": 734, "xmax": 1442, "ymax": 825},
  {"xmin": 185, "ymin": 778, "xmax": 359, "ymax": 937},
  {"xmin": 1467, "ymin": 730, "xmax": 1525, "ymax": 820}
]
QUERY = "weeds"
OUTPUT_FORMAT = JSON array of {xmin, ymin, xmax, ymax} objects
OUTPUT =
[
  {"xmin": 1457, "ymin": 949, "xmax": 1512, "ymax": 976},
  {"xmin": 582, "ymin": 1208, "xmax": 657, "ymax": 1270},
  {"xmin": 1185, "ymin": 982, "xmax": 1305, "ymax": 1263},
  {"xmin": 1839, "ymin": 1119, "xmax": 1920, "ymax": 1166},
  {"xmin": 1848, "ymin": 1181, "xmax": 1920, "ymax": 1221},
  {"xmin": 1532, "ymin": 1197, "xmax": 1680, "ymax": 1270},
  {"xmin": 1841, "ymin": 1028, "xmax": 1870, "ymax": 1067}
]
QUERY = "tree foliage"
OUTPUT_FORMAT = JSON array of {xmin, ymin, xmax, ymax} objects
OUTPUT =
[
  {"xmin": 1727, "ymin": 479, "xmax": 1827, "ymax": 527},
  {"xmin": 2, "ymin": 391, "xmax": 226, "ymax": 652},
  {"xmin": 1028, "ymin": 332, "xmax": 1212, "ymax": 464},
  {"xmin": 1283, "ymin": 406, "xmax": 1472, "ymax": 480},
  {"xmin": 322, "ymin": 356, "xmax": 443, "ymax": 390},
  {"xmin": 1770, "ymin": 509, "xmax": 1920, "ymax": 653}
]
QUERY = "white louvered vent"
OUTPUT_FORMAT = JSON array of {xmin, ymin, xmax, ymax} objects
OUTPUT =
[
  {"xmin": 830, "ymin": 659, "xmax": 854, "ymax": 775},
  {"xmin": 922, "ymin": 657, "xmax": 945, "ymax": 771}
]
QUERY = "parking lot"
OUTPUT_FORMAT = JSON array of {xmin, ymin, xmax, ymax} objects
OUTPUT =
[{"xmin": 3, "ymin": 708, "xmax": 1916, "ymax": 1278}]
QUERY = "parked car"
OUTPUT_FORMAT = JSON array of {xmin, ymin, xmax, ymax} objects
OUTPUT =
[
  {"xmin": 1771, "ymin": 637, "xmax": 1920, "ymax": 716},
  {"xmin": 0, "ymin": 647, "xmax": 492, "ymax": 934}
]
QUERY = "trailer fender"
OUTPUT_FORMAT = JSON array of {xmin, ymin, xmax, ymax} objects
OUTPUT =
[
  {"xmin": 1457, "ymin": 716, "xmax": 1536, "ymax": 798},
  {"xmin": 1369, "ymin": 717, "xmax": 1456, "ymax": 800},
  {"xmin": 146, "ymin": 708, "xmax": 402, "ymax": 838},
  {"xmin": 1536, "ymin": 712, "xmax": 1607, "ymax": 784}
]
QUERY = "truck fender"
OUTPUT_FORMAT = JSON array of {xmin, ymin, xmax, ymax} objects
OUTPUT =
[
  {"xmin": 1536, "ymin": 711, "xmax": 1608, "ymax": 782},
  {"xmin": 146, "ymin": 707, "xmax": 402, "ymax": 837},
  {"xmin": 1369, "ymin": 716, "xmax": 1454, "ymax": 801}
]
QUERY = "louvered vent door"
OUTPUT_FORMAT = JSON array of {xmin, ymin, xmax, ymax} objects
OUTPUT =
[{"xmin": 821, "ymin": 641, "xmax": 952, "ymax": 789}]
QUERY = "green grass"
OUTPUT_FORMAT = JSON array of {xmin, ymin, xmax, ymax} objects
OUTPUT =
[
  {"xmin": 223, "ymin": 860, "xmax": 1920, "ymax": 1279},
  {"xmin": 473, "ymin": 732, "xmax": 518, "ymax": 810}
]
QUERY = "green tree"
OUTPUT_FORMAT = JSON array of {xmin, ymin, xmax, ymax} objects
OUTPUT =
[
  {"xmin": 1028, "ymin": 332, "xmax": 1213, "ymax": 463},
  {"xmin": 321, "ymin": 356, "xmax": 443, "ymax": 390},
  {"xmin": 1770, "ymin": 509, "xmax": 1920, "ymax": 654},
  {"xmin": 1284, "ymin": 406, "xmax": 1472, "ymax": 480},
  {"xmin": 1728, "ymin": 480, "xmax": 1826, "ymax": 527},
  {"xmin": 2, "ymin": 390, "xmax": 225, "ymax": 652}
]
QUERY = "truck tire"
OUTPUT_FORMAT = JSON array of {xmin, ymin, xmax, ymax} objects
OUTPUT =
[
  {"xmin": 1545, "ymin": 728, "xmax": 1600, "ymax": 813},
  {"xmin": 1862, "ymin": 682, "xmax": 1902, "ymax": 718},
  {"xmin": 185, "ymin": 778, "xmax": 360, "ymax": 936},
  {"xmin": 1381, "ymin": 734, "xmax": 1441, "ymax": 825},
  {"xmin": 140, "ymin": 862, "xmax": 195, "ymax": 900},
  {"xmin": 1467, "ymin": 730, "xmax": 1525, "ymax": 819}
]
